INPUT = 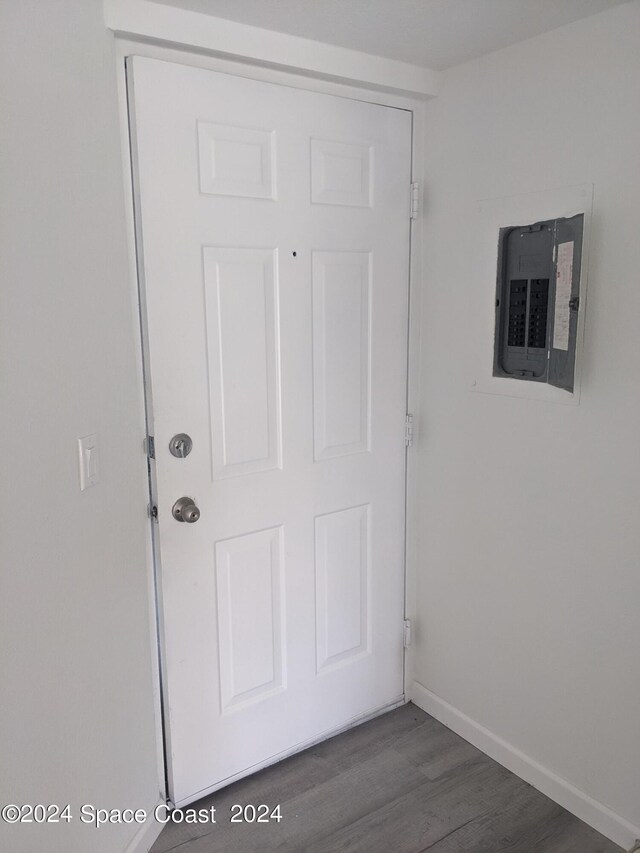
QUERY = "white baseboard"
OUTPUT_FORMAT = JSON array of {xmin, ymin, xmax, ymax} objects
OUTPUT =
[
  {"xmin": 125, "ymin": 799, "xmax": 164, "ymax": 853},
  {"xmin": 410, "ymin": 680, "xmax": 640, "ymax": 851}
]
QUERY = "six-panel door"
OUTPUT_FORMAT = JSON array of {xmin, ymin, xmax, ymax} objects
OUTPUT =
[{"xmin": 129, "ymin": 56, "xmax": 412, "ymax": 805}]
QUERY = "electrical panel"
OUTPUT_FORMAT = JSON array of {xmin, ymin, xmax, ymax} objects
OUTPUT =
[{"xmin": 493, "ymin": 214, "xmax": 584, "ymax": 393}]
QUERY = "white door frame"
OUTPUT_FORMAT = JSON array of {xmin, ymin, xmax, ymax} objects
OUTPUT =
[{"xmin": 112, "ymin": 21, "xmax": 428, "ymax": 806}]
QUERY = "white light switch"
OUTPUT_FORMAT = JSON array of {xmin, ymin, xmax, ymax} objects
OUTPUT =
[{"xmin": 78, "ymin": 433, "xmax": 99, "ymax": 490}]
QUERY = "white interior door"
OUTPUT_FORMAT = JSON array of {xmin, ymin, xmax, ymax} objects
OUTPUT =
[{"xmin": 128, "ymin": 56, "xmax": 412, "ymax": 806}]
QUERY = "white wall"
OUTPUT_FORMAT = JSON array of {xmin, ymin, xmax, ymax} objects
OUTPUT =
[
  {"xmin": 2, "ymin": 0, "xmax": 639, "ymax": 848},
  {"xmin": 0, "ymin": 1, "xmax": 161, "ymax": 851},
  {"xmin": 413, "ymin": 1, "xmax": 640, "ymax": 845}
]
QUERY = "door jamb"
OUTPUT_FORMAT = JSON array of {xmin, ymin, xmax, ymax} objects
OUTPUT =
[{"xmin": 113, "ymin": 35, "xmax": 426, "ymax": 806}]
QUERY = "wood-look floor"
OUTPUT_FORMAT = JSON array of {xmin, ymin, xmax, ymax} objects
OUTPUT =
[{"xmin": 151, "ymin": 703, "xmax": 622, "ymax": 853}]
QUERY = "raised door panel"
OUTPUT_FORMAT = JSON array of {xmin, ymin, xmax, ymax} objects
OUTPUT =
[
  {"xmin": 197, "ymin": 122, "xmax": 276, "ymax": 199},
  {"xmin": 311, "ymin": 138, "xmax": 373, "ymax": 208},
  {"xmin": 312, "ymin": 251, "xmax": 371, "ymax": 461},
  {"xmin": 315, "ymin": 505, "xmax": 370, "ymax": 673},
  {"xmin": 215, "ymin": 526, "xmax": 286, "ymax": 712},
  {"xmin": 203, "ymin": 247, "xmax": 282, "ymax": 479}
]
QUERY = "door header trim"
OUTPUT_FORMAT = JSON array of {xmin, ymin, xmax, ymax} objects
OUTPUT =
[{"xmin": 104, "ymin": 0, "xmax": 440, "ymax": 99}]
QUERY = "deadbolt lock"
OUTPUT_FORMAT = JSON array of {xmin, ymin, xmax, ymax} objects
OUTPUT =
[{"xmin": 169, "ymin": 433, "xmax": 193, "ymax": 458}]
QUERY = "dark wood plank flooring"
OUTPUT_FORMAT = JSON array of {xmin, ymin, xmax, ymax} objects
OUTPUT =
[{"xmin": 151, "ymin": 703, "xmax": 622, "ymax": 853}]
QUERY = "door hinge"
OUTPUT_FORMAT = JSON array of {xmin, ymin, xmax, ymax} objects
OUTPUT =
[
  {"xmin": 146, "ymin": 435, "xmax": 155, "ymax": 459},
  {"xmin": 148, "ymin": 503, "xmax": 158, "ymax": 521},
  {"xmin": 405, "ymin": 413, "xmax": 414, "ymax": 448},
  {"xmin": 410, "ymin": 182, "xmax": 420, "ymax": 219},
  {"xmin": 403, "ymin": 619, "xmax": 412, "ymax": 648}
]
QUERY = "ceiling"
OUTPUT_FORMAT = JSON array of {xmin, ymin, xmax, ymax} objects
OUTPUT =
[{"xmin": 150, "ymin": 0, "xmax": 628, "ymax": 70}]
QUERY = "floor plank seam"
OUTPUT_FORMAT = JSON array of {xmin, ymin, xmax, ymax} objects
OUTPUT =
[
  {"xmin": 304, "ymin": 776, "xmax": 436, "ymax": 852},
  {"xmin": 419, "ymin": 811, "xmax": 490, "ymax": 851}
]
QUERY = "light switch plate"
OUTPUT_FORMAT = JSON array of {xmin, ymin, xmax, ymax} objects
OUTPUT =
[{"xmin": 78, "ymin": 433, "xmax": 99, "ymax": 490}]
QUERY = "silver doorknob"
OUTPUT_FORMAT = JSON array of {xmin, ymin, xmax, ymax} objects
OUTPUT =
[{"xmin": 172, "ymin": 497, "xmax": 201, "ymax": 523}]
